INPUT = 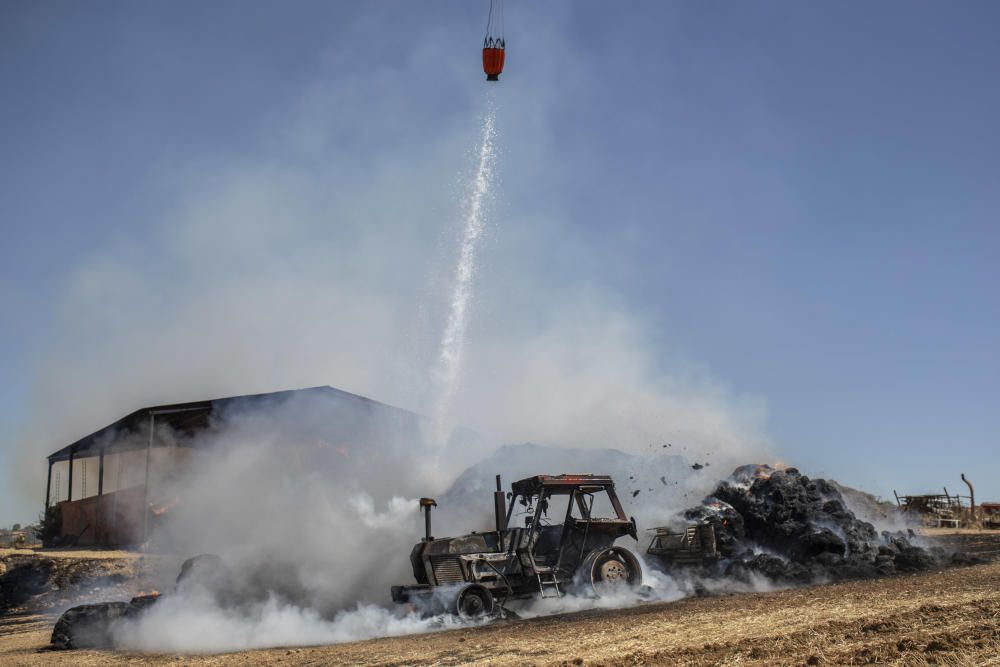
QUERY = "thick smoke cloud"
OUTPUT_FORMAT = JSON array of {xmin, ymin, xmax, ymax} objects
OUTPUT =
[
  {"xmin": 8, "ymin": 5, "xmax": 771, "ymax": 516},
  {"xmin": 107, "ymin": 407, "xmax": 763, "ymax": 652},
  {"xmin": 107, "ymin": 391, "xmax": 472, "ymax": 651},
  {"xmin": 9, "ymin": 5, "xmax": 775, "ymax": 652},
  {"xmin": 103, "ymin": 394, "xmax": 727, "ymax": 651}
]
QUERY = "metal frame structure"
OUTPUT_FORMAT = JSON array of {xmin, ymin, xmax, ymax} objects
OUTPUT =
[{"xmin": 43, "ymin": 385, "xmax": 419, "ymax": 546}]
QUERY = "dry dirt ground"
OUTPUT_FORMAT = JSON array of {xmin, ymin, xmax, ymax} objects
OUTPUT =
[{"xmin": 2, "ymin": 533, "xmax": 999, "ymax": 666}]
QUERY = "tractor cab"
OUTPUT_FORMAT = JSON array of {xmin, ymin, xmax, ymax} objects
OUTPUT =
[{"xmin": 505, "ymin": 475, "xmax": 637, "ymax": 571}]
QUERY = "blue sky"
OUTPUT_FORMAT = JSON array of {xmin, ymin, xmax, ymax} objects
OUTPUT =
[{"xmin": 2, "ymin": 1, "xmax": 998, "ymax": 525}]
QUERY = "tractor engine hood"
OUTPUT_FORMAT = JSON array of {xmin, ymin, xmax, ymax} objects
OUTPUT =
[
  {"xmin": 408, "ymin": 531, "xmax": 502, "ymax": 585},
  {"xmin": 424, "ymin": 531, "xmax": 501, "ymax": 556}
]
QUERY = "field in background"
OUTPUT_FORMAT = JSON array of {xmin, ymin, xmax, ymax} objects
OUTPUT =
[{"xmin": 1, "ymin": 531, "xmax": 999, "ymax": 666}]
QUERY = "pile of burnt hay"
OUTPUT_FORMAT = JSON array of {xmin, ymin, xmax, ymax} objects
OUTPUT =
[
  {"xmin": 684, "ymin": 465, "xmax": 979, "ymax": 584},
  {"xmin": 0, "ymin": 553, "xmax": 136, "ymax": 614},
  {"xmin": 49, "ymin": 554, "xmax": 230, "ymax": 650}
]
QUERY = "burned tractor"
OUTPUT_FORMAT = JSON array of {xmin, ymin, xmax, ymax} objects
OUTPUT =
[{"xmin": 391, "ymin": 474, "xmax": 643, "ymax": 617}]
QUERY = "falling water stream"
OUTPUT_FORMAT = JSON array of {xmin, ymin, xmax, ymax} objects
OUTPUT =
[{"xmin": 428, "ymin": 99, "xmax": 498, "ymax": 449}]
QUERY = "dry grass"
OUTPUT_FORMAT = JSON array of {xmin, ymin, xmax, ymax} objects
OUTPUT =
[
  {"xmin": 920, "ymin": 527, "xmax": 1000, "ymax": 537},
  {"xmin": 0, "ymin": 548, "xmax": 142, "ymax": 560},
  {"xmin": 2, "ymin": 535, "xmax": 999, "ymax": 666}
]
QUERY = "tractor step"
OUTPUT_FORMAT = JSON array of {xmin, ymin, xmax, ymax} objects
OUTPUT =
[{"xmin": 535, "ymin": 567, "xmax": 562, "ymax": 598}]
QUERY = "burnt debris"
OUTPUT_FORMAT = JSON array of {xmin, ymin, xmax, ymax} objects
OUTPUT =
[
  {"xmin": 0, "ymin": 553, "xmax": 133, "ymax": 615},
  {"xmin": 647, "ymin": 465, "xmax": 981, "ymax": 584},
  {"xmin": 50, "ymin": 594, "xmax": 159, "ymax": 649},
  {"xmin": 49, "ymin": 554, "xmax": 226, "ymax": 650}
]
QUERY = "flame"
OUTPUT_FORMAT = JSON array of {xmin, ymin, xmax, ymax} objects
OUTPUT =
[
  {"xmin": 731, "ymin": 464, "xmax": 776, "ymax": 484},
  {"xmin": 150, "ymin": 497, "xmax": 179, "ymax": 516},
  {"xmin": 136, "ymin": 590, "xmax": 160, "ymax": 597},
  {"xmin": 728, "ymin": 463, "xmax": 795, "ymax": 489}
]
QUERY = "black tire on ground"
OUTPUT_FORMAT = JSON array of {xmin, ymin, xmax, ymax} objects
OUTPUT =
[{"xmin": 453, "ymin": 584, "xmax": 495, "ymax": 619}]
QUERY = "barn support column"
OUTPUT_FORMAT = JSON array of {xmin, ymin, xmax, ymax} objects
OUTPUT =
[
  {"xmin": 45, "ymin": 460, "xmax": 53, "ymax": 509},
  {"xmin": 98, "ymin": 448, "xmax": 105, "ymax": 497},
  {"xmin": 142, "ymin": 413, "xmax": 154, "ymax": 545},
  {"xmin": 96, "ymin": 448, "xmax": 105, "ymax": 546}
]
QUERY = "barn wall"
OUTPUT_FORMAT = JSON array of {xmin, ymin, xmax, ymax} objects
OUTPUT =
[
  {"xmin": 57, "ymin": 486, "xmax": 146, "ymax": 546},
  {"xmin": 69, "ymin": 455, "xmax": 101, "ymax": 500},
  {"xmin": 54, "ymin": 447, "xmax": 194, "ymax": 546},
  {"xmin": 50, "ymin": 460, "xmax": 69, "ymax": 503}
]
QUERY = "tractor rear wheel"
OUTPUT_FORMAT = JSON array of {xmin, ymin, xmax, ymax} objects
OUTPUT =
[
  {"xmin": 577, "ymin": 547, "xmax": 642, "ymax": 597},
  {"xmin": 454, "ymin": 584, "xmax": 495, "ymax": 619}
]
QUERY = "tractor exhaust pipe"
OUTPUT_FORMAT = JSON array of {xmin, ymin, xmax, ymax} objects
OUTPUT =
[
  {"xmin": 420, "ymin": 498, "xmax": 437, "ymax": 542},
  {"xmin": 494, "ymin": 474, "xmax": 506, "ymax": 535}
]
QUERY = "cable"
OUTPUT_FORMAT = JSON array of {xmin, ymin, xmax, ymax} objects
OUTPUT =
[{"xmin": 485, "ymin": 0, "xmax": 504, "ymax": 45}]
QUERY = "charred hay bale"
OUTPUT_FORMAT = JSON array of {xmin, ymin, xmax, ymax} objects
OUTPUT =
[
  {"xmin": 713, "ymin": 470, "xmax": 874, "ymax": 556},
  {"xmin": 945, "ymin": 551, "xmax": 989, "ymax": 566},
  {"xmin": 800, "ymin": 528, "xmax": 847, "ymax": 557},
  {"xmin": 50, "ymin": 595, "xmax": 159, "ymax": 650},
  {"xmin": 709, "ymin": 467, "xmax": 943, "ymax": 581},
  {"xmin": 51, "ymin": 602, "xmax": 131, "ymax": 649},
  {"xmin": 884, "ymin": 534, "xmax": 938, "ymax": 572},
  {"xmin": 684, "ymin": 499, "xmax": 745, "ymax": 557},
  {"xmin": 655, "ymin": 465, "xmax": 969, "ymax": 586},
  {"xmin": 725, "ymin": 554, "xmax": 812, "ymax": 584}
]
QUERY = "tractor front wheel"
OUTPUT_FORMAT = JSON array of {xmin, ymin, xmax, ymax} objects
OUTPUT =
[{"xmin": 453, "ymin": 584, "xmax": 495, "ymax": 619}]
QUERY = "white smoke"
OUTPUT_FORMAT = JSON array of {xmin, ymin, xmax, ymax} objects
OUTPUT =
[
  {"xmin": 117, "ymin": 592, "xmax": 468, "ymax": 653},
  {"xmin": 106, "ymin": 390, "xmax": 476, "ymax": 652},
  {"xmin": 102, "ymin": 390, "xmax": 769, "ymax": 653},
  {"xmin": 9, "ymin": 21, "xmax": 775, "ymax": 653},
  {"xmin": 9, "ymin": 55, "xmax": 771, "ymax": 519}
]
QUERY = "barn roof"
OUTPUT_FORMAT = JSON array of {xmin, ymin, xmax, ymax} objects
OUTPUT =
[{"xmin": 46, "ymin": 385, "xmax": 414, "ymax": 462}]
